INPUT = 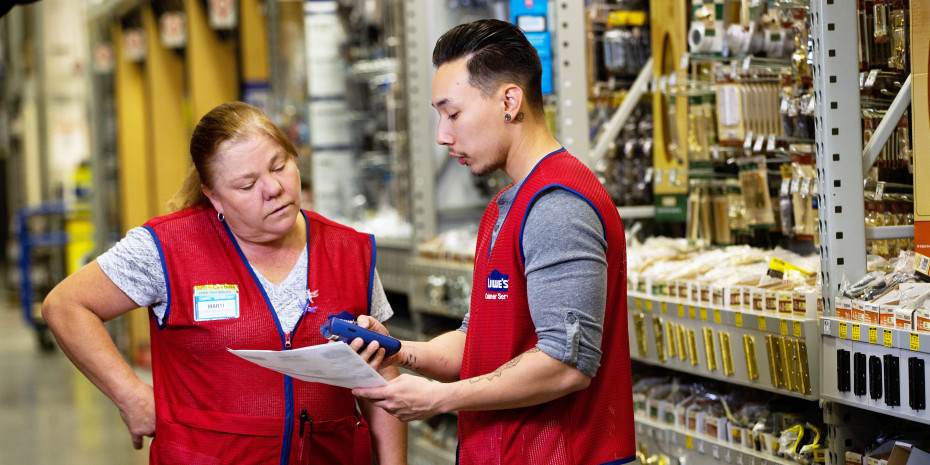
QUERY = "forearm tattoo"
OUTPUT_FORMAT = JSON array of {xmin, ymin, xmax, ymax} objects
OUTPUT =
[
  {"xmin": 468, "ymin": 348, "xmax": 540, "ymax": 384},
  {"xmin": 399, "ymin": 352, "xmax": 419, "ymax": 371}
]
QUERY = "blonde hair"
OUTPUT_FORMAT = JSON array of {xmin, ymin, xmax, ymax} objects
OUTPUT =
[{"xmin": 167, "ymin": 102, "xmax": 299, "ymax": 212}]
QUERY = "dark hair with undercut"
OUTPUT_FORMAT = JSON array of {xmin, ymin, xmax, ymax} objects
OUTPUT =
[{"xmin": 432, "ymin": 19, "xmax": 544, "ymax": 118}]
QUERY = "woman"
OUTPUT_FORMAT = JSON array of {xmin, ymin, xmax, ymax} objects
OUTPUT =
[{"xmin": 42, "ymin": 102, "xmax": 406, "ymax": 464}]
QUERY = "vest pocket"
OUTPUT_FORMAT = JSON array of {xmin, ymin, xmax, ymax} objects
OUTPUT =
[
  {"xmin": 292, "ymin": 413, "xmax": 369, "ymax": 465},
  {"xmin": 154, "ymin": 412, "xmax": 282, "ymax": 464}
]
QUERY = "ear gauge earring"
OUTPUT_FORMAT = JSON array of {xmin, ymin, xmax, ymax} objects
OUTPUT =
[
  {"xmin": 504, "ymin": 113, "xmax": 512, "ymax": 122},
  {"xmin": 217, "ymin": 212, "xmax": 225, "ymax": 222}
]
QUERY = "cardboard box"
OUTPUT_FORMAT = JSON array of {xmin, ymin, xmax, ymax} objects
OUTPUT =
[
  {"xmin": 837, "ymin": 297, "xmax": 853, "ymax": 320},
  {"xmin": 880, "ymin": 305, "xmax": 898, "ymax": 327}
]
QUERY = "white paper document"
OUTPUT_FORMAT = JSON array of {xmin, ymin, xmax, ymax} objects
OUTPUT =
[{"xmin": 228, "ymin": 343, "xmax": 387, "ymax": 389}]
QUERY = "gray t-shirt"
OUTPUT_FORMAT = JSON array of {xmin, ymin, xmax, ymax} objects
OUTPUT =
[
  {"xmin": 97, "ymin": 227, "xmax": 393, "ymax": 332},
  {"xmin": 458, "ymin": 185, "xmax": 609, "ymax": 378}
]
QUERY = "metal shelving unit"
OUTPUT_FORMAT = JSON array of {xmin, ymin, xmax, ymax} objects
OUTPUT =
[{"xmin": 807, "ymin": 2, "xmax": 928, "ymax": 465}]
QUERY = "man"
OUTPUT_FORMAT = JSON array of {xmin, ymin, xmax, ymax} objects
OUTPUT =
[{"xmin": 353, "ymin": 19, "xmax": 635, "ymax": 464}]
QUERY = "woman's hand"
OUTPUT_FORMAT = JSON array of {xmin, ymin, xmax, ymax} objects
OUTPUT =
[{"xmin": 115, "ymin": 380, "xmax": 156, "ymax": 450}]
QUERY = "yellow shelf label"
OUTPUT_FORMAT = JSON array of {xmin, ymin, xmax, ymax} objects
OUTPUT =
[
  {"xmin": 793, "ymin": 321, "xmax": 802, "ymax": 338},
  {"xmin": 678, "ymin": 304, "xmax": 685, "ymax": 318},
  {"xmin": 700, "ymin": 307, "xmax": 708, "ymax": 322},
  {"xmin": 883, "ymin": 329, "xmax": 893, "ymax": 348},
  {"xmin": 686, "ymin": 435, "xmax": 693, "ymax": 450},
  {"xmin": 758, "ymin": 315, "xmax": 767, "ymax": 332},
  {"xmin": 690, "ymin": 307, "xmax": 696, "ymax": 320},
  {"xmin": 636, "ymin": 298, "xmax": 643, "ymax": 310},
  {"xmin": 714, "ymin": 309, "xmax": 722, "ymax": 324},
  {"xmin": 661, "ymin": 301, "xmax": 668, "ymax": 314},
  {"xmin": 839, "ymin": 321, "xmax": 847, "ymax": 339},
  {"xmin": 852, "ymin": 324, "xmax": 861, "ymax": 341},
  {"xmin": 780, "ymin": 319, "xmax": 788, "ymax": 336},
  {"xmin": 912, "ymin": 333, "xmax": 921, "ymax": 352},
  {"xmin": 869, "ymin": 326, "xmax": 878, "ymax": 345},
  {"xmin": 735, "ymin": 312, "xmax": 743, "ymax": 328},
  {"xmin": 646, "ymin": 300, "xmax": 653, "ymax": 312}
]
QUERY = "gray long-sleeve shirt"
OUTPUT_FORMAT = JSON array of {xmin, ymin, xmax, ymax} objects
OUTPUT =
[{"xmin": 458, "ymin": 185, "xmax": 608, "ymax": 377}]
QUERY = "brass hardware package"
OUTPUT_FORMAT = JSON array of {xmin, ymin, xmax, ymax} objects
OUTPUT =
[
  {"xmin": 743, "ymin": 335, "xmax": 759, "ymax": 380},
  {"xmin": 703, "ymin": 327, "xmax": 717, "ymax": 371},
  {"xmin": 766, "ymin": 335, "xmax": 787, "ymax": 388},
  {"xmin": 783, "ymin": 338, "xmax": 800, "ymax": 392},
  {"xmin": 665, "ymin": 321, "xmax": 677, "ymax": 359},
  {"xmin": 797, "ymin": 340, "xmax": 811, "ymax": 394},
  {"xmin": 633, "ymin": 313, "xmax": 648, "ymax": 358},
  {"xmin": 719, "ymin": 331, "xmax": 734, "ymax": 376},
  {"xmin": 687, "ymin": 329, "xmax": 699, "ymax": 366},
  {"xmin": 652, "ymin": 316, "xmax": 666, "ymax": 362},
  {"xmin": 676, "ymin": 324, "xmax": 688, "ymax": 361}
]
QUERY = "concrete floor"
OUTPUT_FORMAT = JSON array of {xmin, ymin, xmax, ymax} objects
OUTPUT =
[{"xmin": 0, "ymin": 301, "xmax": 150, "ymax": 465}]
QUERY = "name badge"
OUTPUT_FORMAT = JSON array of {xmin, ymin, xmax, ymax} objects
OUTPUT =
[{"xmin": 193, "ymin": 284, "xmax": 240, "ymax": 321}]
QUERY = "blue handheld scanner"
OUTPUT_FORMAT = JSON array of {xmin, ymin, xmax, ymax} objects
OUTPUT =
[{"xmin": 320, "ymin": 311, "xmax": 401, "ymax": 357}]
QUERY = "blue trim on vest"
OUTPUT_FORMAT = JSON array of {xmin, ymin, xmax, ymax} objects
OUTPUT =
[
  {"xmin": 485, "ymin": 147, "xmax": 566, "ymax": 261},
  {"xmin": 220, "ymin": 213, "xmax": 311, "ymax": 465},
  {"xmin": 367, "ymin": 234, "xmax": 376, "ymax": 315},
  {"xmin": 142, "ymin": 225, "xmax": 171, "ymax": 330},
  {"xmin": 518, "ymin": 184, "xmax": 607, "ymax": 266},
  {"xmin": 602, "ymin": 456, "xmax": 636, "ymax": 465}
]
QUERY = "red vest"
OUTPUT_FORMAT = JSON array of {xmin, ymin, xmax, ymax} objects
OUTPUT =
[
  {"xmin": 144, "ymin": 207, "xmax": 374, "ymax": 465},
  {"xmin": 458, "ymin": 150, "xmax": 635, "ymax": 465}
]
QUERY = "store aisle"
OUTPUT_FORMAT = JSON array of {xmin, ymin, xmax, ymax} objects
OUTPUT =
[{"xmin": 0, "ymin": 302, "xmax": 149, "ymax": 465}]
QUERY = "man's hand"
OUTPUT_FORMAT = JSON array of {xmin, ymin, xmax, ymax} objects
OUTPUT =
[
  {"xmin": 353, "ymin": 374, "xmax": 446, "ymax": 422},
  {"xmin": 115, "ymin": 380, "xmax": 155, "ymax": 449}
]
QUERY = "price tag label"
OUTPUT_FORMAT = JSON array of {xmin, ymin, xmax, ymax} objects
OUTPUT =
[
  {"xmin": 793, "ymin": 321, "xmax": 802, "ymax": 338},
  {"xmin": 735, "ymin": 312, "xmax": 743, "ymax": 328},
  {"xmin": 690, "ymin": 307, "xmax": 697, "ymax": 320},
  {"xmin": 670, "ymin": 431, "xmax": 678, "ymax": 445},
  {"xmin": 912, "ymin": 333, "xmax": 921, "ymax": 351},
  {"xmin": 646, "ymin": 300, "xmax": 653, "ymax": 312},
  {"xmin": 725, "ymin": 449, "xmax": 732, "ymax": 463},
  {"xmin": 823, "ymin": 319, "xmax": 832, "ymax": 336},
  {"xmin": 758, "ymin": 315, "xmax": 767, "ymax": 332},
  {"xmin": 713, "ymin": 444, "xmax": 720, "ymax": 459},
  {"xmin": 686, "ymin": 435, "xmax": 693, "ymax": 450},
  {"xmin": 780, "ymin": 319, "xmax": 789, "ymax": 336},
  {"xmin": 883, "ymin": 329, "xmax": 893, "ymax": 348},
  {"xmin": 840, "ymin": 321, "xmax": 848, "ymax": 339},
  {"xmin": 736, "ymin": 453, "xmax": 744, "ymax": 465},
  {"xmin": 869, "ymin": 326, "xmax": 878, "ymax": 345},
  {"xmin": 700, "ymin": 307, "xmax": 708, "ymax": 322},
  {"xmin": 661, "ymin": 302, "xmax": 668, "ymax": 314},
  {"xmin": 698, "ymin": 439, "xmax": 706, "ymax": 454},
  {"xmin": 636, "ymin": 298, "xmax": 643, "ymax": 310},
  {"xmin": 678, "ymin": 304, "xmax": 685, "ymax": 318},
  {"xmin": 852, "ymin": 323, "xmax": 861, "ymax": 341},
  {"xmin": 714, "ymin": 309, "xmax": 722, "ymax": 324}
]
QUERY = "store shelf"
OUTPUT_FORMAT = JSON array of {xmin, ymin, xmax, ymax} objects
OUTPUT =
[
  {"xmin": 407, "ymin": 258, "xmax": 473, "ymax": 319},
  {"xmin": 375, "ymin": 240, "xmax": 413, "ymax": 294},
  {"xmin": 634, "ymin": 415, "xmax": 796, "ymax": 465},
  {"xmin": 628, "ymin": 292, "xmax": 821, "ymax": 401},
  {"xmin": 820, "ymin": 317, "xmax": 930, "ymax": 425}
]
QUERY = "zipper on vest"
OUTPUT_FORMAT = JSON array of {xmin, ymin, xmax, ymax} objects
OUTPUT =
[{"xmin": 284, "ymin": 332, "xmax": 292, "ymax": 349}]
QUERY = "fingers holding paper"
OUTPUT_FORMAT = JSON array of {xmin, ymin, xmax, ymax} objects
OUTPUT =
[{"xmin": 353, "ymin": 374, "xmax": 445, "ymax": 422}]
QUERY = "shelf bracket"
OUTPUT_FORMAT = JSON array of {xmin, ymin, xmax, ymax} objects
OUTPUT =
[
  {"xmin": 861, "ymin": 74, "xmax": 912, "ymax": 177},
  {"xmin": 590, "ymin": 57, "xmax": 654, "ymax": 163}
]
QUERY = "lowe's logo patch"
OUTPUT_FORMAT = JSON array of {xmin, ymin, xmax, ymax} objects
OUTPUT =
[{"xmin": 486, "ymin": 269, "xmax": 509, "ymax": 292}]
